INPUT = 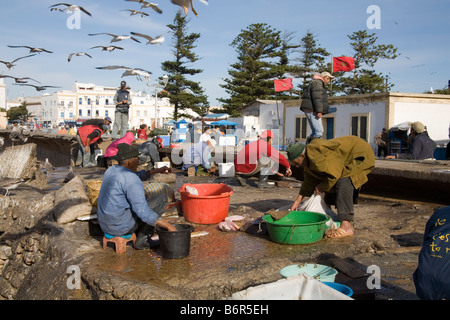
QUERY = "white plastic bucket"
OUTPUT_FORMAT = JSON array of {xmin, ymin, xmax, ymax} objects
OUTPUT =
[{"xmin": 219, "ymin": 163, "xmax": 235, "ymax": 177}]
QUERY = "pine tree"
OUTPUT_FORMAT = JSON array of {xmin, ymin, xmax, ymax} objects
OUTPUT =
[
  {"xmin": 334, "ymin": 30, "xmax": 399, "ymax": 95},
  {"xmin": 161, "ymin": 11, "xmax": 209, "ymax": 120},
  {"xmin": 218, "ymin": 23, "xmax": 283, "ymax": 116},
  {"xmin": 290, "ymin": 32, "xmax": 330, "ymax": 94}
]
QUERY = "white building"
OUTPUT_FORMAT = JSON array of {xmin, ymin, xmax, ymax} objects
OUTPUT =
[
  {"xmin": 237, "ymin": 92, "xmax": 450, "ymax": 155},
  {"xmin": 0, "ymin": 78, "xmax": 6, "ymax": 111},
  {"xmin": 32, "ymin": 82, "xmax": 174, "ymax": 129}
]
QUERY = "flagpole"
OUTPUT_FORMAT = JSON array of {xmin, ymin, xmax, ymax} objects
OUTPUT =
[{"xmin": 330, "ymin": 56, "xmax": 333, "ymax": 96}]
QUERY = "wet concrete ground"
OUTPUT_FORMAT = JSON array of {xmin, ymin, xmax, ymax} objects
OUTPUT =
[
  {"xmin": 0, "ymin": 162, "xmax": 445, "ymax": 300},
  {"xmin": 56, "ymin": 167, "xmax": 443, "ymax": 299}
]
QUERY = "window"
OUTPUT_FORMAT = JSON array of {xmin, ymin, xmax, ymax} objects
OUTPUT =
[
  {"xmin": 60, "ymin": 101, "xmax": 64, "ymax": 107},
  {"xmin": 136, "ymin": 110, "xmax": 140, "ymax": 117},
  {"xmin": 79, "ymin": 110, "xmax": 82, "ymax": 116},
  {"xmin": 105, "ymin": 110, "xmax": 109, "ymax": 117},
  {"xmin": 87, "ymin": 110, "xmax": 91, "ymax": 117},
  {"xmin": 95, "ymin": 110, "xmax": 100, "ymax": 117},
  {"xmin": 323, "ymin": 117, "xmax": 335, "ymax": 140},
  {"xmin": 79, "ymin": 98, "xmax": 82, "ymax": 105},
  {"xmin": 350, "ymin": 114, "xmax": 369, "ymax": 141},
  {"xmin": 105, "ymin": 99, "xmax": 109, "ymax": 105},
  {"xmin": 295, "ymin": 116, "xmax": 307, "ymax": 141},
  {"xmin": 60, "ymin": 112, "xmax": 64, "ymax": 118},
  {"xmin": 69, "ymin": 112, "xmax": 73, "ymax": 118},
  {"xmin": 144, "ymin": 111, "xmax": 148, "ymax": 117}
]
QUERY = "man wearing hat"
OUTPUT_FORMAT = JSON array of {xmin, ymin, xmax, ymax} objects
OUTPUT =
[
  {"xmin": 112, "ymin": 81, "xmax": 132, "ymax": 139},
  {"xmin": 287, "ymin": 136, "xmax": 375, "ymax": 239},
  {"xmin": 300, "ymin": 72, "xmax": 334, "ymax": 143},
  {"xmin": 97, "ymin": 143, "xmax": 176, "ymax": 249},
  {"xmin": 386, "ymin": 121, "xmax": 435, "ymax": 160},
  {"xmin": 234, "ymin": 130, "xmax": 292, "ymax": 188}
]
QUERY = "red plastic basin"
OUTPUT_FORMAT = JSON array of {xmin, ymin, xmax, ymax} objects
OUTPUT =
[{"xmin": 178, "ymin": 183, "xmax": 234, "ymax": 224}]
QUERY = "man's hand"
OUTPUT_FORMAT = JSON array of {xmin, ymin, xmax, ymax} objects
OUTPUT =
[
  {"xmin": 285, "ymin": 167, "xmax": 292, "ymax": 177},
  {"xmin": 158, "ymin": 166, "xmax": 172, "ymax": 174},
  {"xmin": 290, "ymin": 194, "xmax": 303, "ymax": 211},
  {"xmin": 317, "ymin": 112, "xmax": 323, "ymax": 118}
]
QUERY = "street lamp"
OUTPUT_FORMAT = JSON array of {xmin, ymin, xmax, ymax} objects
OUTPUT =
[{"xmin": 151, "ymin": 74, "xmax": 169, "ymax": 129}]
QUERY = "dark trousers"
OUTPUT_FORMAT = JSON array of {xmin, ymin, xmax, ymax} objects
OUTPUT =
[
  {"xmin": 127, "ymin": 193, "xmax": 168, "ymax": 235},
  {"xmin": 324, "ymin": 177, "xmax": 358, "ymax": 222}
]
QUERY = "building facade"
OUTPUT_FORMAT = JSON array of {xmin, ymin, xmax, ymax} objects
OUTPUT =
[{"xmin": 32, "ymin": 82, "xmax": 173, "ymax": 129}]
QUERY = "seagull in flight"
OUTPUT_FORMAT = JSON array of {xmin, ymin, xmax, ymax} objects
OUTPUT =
[
  {"xmin": 171, "ymin": 0, "xmax": 208, "ymax": 17},
  {"xmin": 120, "ymin": 9, "xmax": 149, "ymax": 17},
  {"xmin": 0, "ymin": 55, "xmax": 36, "ymax": 70},
  {"xmin": 13, "ymin": 83, "xmax": 61, "ymax": 92},
  {"xmin": 88, "ymin": 33, "xmax": 141, "ymax": 43},
  {"xmin": 96, "ymin": 65, "xmax": 152, "ymax": 85},
  {"xmin": 125, "ymin": 0, "xmax": 163, "ymax": 14},
  {"xmin": 130, "ymin": 32, "xmax": 167, "ymax": 45},
  {"xmin": 68, "ymin": 52, "xmax": 92, "ymax": 62},
  {"xmin": 0, "ymin": 75, "xmax": 41, "ymax": 84},
  {"xmin": 90, "ymin": 45, "xmax": 124, "ymax": 52},
  {"xmin": 7, "ymin": 45, "xmax": 53, "ymax": 54},
  {"xmin": 49, "ymin": 3, "xmax": 92, "ymax": 16}
]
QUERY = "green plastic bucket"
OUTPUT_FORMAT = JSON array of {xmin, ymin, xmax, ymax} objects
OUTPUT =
[{"xmin": 262, "ymin": 211, "xmax": 329, "ymax": 244}]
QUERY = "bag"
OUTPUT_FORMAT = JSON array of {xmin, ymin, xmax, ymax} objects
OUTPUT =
[{"xmin": 297, "ymin": 193, "xmax": 339, "ymax": 228}]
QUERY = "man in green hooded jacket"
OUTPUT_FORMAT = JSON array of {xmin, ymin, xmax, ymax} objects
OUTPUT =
[{"xmin": 287, "ymin": 136, "xmax": 375, "ymax": 239}]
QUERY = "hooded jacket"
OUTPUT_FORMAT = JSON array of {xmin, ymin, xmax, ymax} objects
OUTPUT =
[
  {"xmin": 299, "ymin": 136, "xmax": 375, "ymax": 197},
  {"xmin": 300, "ymin": 74, "xmax": 329, "ymax": 114}
]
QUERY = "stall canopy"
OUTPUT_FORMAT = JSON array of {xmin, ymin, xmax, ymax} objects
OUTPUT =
[
  {"xmin": 211, "ymin": 120, "xmax": 237, "ymax": 126},
  {"xmin": 390, "ymin": 122, "xmax": 411, "ymax": 131}
]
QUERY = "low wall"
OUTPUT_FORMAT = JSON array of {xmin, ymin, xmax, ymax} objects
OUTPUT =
[{"xmin": 0, "ymin": 130, "xmax": 77, "ymax": 167}]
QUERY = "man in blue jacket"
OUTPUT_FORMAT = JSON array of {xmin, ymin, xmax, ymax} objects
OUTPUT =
[
  {"xmin": 413, "ymin": 206, "xmax": 450, "ymax": 300},
  {"xmin": 386, "ymin": 121, "xmax": 435, "ymax": 160},
  {"xmin": 97, "ymin": 143, "xmax": 176, "ymax": 249}
]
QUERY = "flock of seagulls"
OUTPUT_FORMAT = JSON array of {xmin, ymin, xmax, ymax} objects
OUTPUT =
[{"xmin": 0, "ymin": 1, "xmax": 209, "ymax": 92}]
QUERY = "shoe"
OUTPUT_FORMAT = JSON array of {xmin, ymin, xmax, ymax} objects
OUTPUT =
[
  {"xmin": 135, "ymin": 224, "xmax": 155, "ymax": 250},
  {"xmin": 236, "ymin": 175, "xmax": 247, "ymax": 186},
  {"xmin": 83, "ymin": 162, "xmax": 96, "ymax": 168},
  {"xmin": 257, "ymin": 174, "xmax": 275, "ymax": 189}
]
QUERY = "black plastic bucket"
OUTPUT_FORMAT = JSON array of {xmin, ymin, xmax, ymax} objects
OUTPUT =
[{"xmin": 156, "ymin": 224, "xmax": 194, "ymax": 259}]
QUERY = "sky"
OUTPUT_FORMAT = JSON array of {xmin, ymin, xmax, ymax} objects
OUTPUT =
[{"xmin": 1, "ymin": 0, "xmax": 450, "ymax": 107}]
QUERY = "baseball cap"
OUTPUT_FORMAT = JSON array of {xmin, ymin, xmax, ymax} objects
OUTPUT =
[
  {"xmin": 104, "ymin": 117, "xmax": 112, "ymax": 123},
  {"xmin": 320, "ymin": 71, "xmax": 335, "ymax": 79}
]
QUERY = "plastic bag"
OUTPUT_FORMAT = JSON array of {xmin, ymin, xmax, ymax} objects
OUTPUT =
[{"xmin": 297, "ymin": 193, "xmax": 339, "ymax": 229}]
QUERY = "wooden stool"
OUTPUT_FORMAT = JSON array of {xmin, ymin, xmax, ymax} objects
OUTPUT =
[{"xmin": 102, "ymin": 234, "xmax": 137, "ymax": 253}]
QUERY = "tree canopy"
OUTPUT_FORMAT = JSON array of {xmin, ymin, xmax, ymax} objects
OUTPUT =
[{"xmin": 161, "ymin": 11, "xmax": 209, "ymax": 120}]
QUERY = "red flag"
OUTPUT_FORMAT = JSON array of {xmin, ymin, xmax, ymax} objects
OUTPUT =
[
  {"xmin": 274, "ymin": 78, "xmax": 293, "ymax": 92},
  {"xmin": 333, "ymin": 56, "xmax": 355, "ymax": 72}
]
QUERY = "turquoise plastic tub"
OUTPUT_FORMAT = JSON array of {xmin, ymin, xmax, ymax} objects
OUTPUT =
[
  {"xmin": 323, "ymin": 282, "xmax": 353, "ymax": 297},
  {"xmin": 280, "ymin": 264, "xmax": 338, "ymax": 282}
]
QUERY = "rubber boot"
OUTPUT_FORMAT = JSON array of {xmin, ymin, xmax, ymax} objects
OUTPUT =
[
  {"xmin": 236, "ymin": 175, "xmax": 247, "ymax": 187},
  {"xmin": 135, "ymin": 223, "xmax": 155, "ymax": 250},
  {"xmin": 257, "ymin": 174, "xmax": 274, "ymax": 189}
]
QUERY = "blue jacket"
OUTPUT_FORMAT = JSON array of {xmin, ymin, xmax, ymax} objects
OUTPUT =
[
  {"xmin": 97, "ymin": 166, "xmax": 158, "ymax": 236},
  {"xmin": 414, "ymin": 206, "xmax": 450, "ymax": 300}
]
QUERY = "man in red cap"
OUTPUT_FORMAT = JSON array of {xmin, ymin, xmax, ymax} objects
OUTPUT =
[{"xmin": 234, "ymin": 130, "xmax": 292, "ymax": 188}]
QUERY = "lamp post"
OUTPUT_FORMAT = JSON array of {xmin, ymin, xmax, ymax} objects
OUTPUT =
[{"xmin": 151, "ymin": 74, "xmax": 169, "ymax": 129}]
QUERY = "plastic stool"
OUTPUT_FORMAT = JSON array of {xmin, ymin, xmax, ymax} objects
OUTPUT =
[{"xmin": 102, "ymin": 233, "xmax": 137, "ymax": 253}]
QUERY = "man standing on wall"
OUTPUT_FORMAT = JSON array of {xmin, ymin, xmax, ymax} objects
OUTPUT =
[
  {"xmin": 300, "ymin": 72, "xmax": 334, "ymax": 144},
  {"xmin": 112, "ymin": 81, "xmax": 131, "ymax": 139}
]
